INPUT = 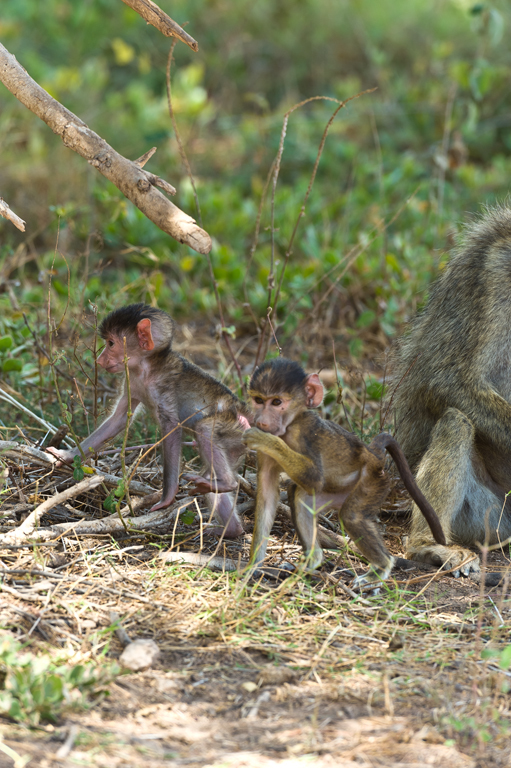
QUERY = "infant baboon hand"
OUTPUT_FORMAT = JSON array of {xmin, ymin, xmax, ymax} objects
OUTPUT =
[
  {"xmin": 46, "ymin": 447, "xmax": 75, "ymax": 467},
  {"xmin": 242, "ymin": 427, "xmax": 275, "ymax": 451}
]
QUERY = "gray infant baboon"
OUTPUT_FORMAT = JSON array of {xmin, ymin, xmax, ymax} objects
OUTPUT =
[{"xmin": 392, "ymin": 204, "xmax": 511, "ymax": 575}]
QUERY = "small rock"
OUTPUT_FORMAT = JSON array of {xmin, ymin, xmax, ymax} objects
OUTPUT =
[
  {"xmin": 81, "ymin": 619, "xmax": 97, "ymax": 630},
  {"xmin": 47, "ymin": 552, "xmax": 68, "ymax": 568},
  {"xmin": 241, "ymin": 681, "xmax": 258, "ymax": 693},
  {"xmin": 388, "ymin": 634, "xmax": 405, "ymax": 651},
  {"xmin": 120, "ymin": 639, "xmax": 160, "ymax": 671},
  {"xmin": 258, "ymin": 666, "xmax": 296, "ymax": 686}
]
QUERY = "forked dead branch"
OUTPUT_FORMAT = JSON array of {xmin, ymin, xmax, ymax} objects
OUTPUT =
[
  {"xmin": 0, "ymin": 43, "xmax": 211, "ymax": 254},
  {"xmin": 120, "ymin": 0, "xmax": 199, "ymax": 51}
]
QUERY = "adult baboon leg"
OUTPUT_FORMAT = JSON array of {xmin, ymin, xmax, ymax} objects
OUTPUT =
[{"xmin": 407, "ymin": 408, "xmax": 500, "ymax": 576}]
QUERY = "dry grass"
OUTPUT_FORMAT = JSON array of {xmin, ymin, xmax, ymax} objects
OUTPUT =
[{"xmin": 1, "ymin": 426, "xmax": 511, "ymax": 767}]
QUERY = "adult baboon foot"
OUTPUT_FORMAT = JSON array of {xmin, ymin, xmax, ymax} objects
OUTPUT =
[{"xmin": 406, "ymin": 543, "xmax": 480, "ymax": 577}]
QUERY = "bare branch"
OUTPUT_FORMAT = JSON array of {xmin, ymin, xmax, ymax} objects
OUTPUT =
[
  {"xmin": 134, "ymin": 146, "xmax": 157, "ymax": 167},
  {"xmin": 0, "ymin": 198, "xmax": 25, "ymax": 231},
  {"xmin": 0, "ymin": 440, "xmax": 56, "ymax": 466},
  {"xmin": 120, "ymin": 0, "xmax": 199, "ymax": 51},
  {"xmin": 0, "ymin": 43, "xmax": 211, "ymax": 254},
  {"xmin": 7, "ymin": 495, "xmax": 192, "ymax": 541},
  {"xmin": 0, "ymin": 474, "xmax": 105, "ymax": 545}
]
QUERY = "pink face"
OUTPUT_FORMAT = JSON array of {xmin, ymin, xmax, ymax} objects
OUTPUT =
[
  {"xmin": 96, "ymin": 319, "xmax": 155, "ymax": 374},
  {"xmin": 249, "ymin": 372, "xmax": 324, "ymax": 437},
  {"xmin": 251, "ymin": 395, "xmax": 293, "ymax": 437},
  {"xmin": 97, "ymin": 334, "xmax": 129, "ymax": 374}
]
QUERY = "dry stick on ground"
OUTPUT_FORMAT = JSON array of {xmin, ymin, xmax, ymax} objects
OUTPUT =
[
  {"xmin": 120, "ymin": 0, "xmax": 199, "ymax": 51},
  {"xmin": 0, "ymin": 198, "xmax": 25, "ymax": 231},
  {"xmin": 0, "ymin": 391, "xmax": 74, "ymax": 448},
  {"xmin": 0, "ymin": 474, "xmax": 105, "ymax": 545},
  {"xmin": 160, "ymin": 550, "xmax": 302, "ymax": 581},
  {"xmin": 8, "ymin": 495, "xmax": 194, "ymax": 541},
  {"xmin": 0, "ymin": 43, "xmax": 211, "ymax": 254},
  {"xmin": 0, "ymin": 440, "xmax": 154, "ymax": 493},
  {"xmin": 0, "ymin": 440, "xmax": 59, "ymax": 467},
  {"xmin": 0, "ymin": 567, "xmax": 173, "ymax": 610}
]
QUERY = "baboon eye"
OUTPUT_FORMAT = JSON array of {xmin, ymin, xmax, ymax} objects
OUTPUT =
[
  {"xmin": 271, "ymin": 398, "xmax": 282, "ymax": 406},
  {"xmin": 254, "ymin": 396, "xmax": 264, "ymax": 405},
  {"xmin": 108, "ymin": 339, "xmax": 115, "ymax": 347}
]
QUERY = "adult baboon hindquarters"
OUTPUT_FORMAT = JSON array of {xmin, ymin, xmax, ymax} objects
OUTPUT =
[{"xmin": 392, "ymin": 205, "xmax": 511, "ymax": 575}]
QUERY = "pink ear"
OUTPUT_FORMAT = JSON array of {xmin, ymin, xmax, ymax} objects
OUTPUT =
[
  {"xmin": 137, "ymin": 318, "xmax": 155, "ymax": 351},
  {"xmin": 305, "ymin": 373, "xmax": 324, "ymax": 408}
]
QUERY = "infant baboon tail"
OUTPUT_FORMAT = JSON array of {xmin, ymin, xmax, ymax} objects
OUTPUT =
[{"xmin": 370, "ymin": 432, "xmax": 447, "ymax": 546}]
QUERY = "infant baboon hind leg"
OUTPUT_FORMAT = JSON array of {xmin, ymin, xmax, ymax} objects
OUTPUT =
[{"xmin": 339, "ymin": 471, "xmax": 394, "ymax": 590}]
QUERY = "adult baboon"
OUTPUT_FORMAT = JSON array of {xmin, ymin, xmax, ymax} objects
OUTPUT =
[{"xmin": 393, "ymin": 205, "xmax": 511, "ymax": 575}]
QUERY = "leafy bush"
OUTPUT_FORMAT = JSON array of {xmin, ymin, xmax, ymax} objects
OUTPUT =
[{"xmin": 1, "ymin": 0, "xmax": 511, "ymax": 369}]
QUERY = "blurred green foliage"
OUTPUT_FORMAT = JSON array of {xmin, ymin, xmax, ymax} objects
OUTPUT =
[
  {"xmin": 0, "ymin": 636, "xmax": 119, "ymax": 725},
  {"xmin": 1, "ymin": 0, "xmax": 511, "ymax": 364}
]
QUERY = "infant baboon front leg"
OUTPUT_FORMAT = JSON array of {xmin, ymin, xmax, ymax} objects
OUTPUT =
[
  {"xmin": 288, "ymin": 484, "xmax": 325, "ymax": 571},
  {"xmin": 407, "ymin": 408, "xmax": 499, "ymax": 576}
]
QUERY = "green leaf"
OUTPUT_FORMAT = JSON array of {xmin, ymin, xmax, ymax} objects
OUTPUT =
[
  {"xmin": 356, "ymin": 310, "xmax": 376, "ymax": 329},
  {"xmin": 0, "ymin": 335, "xmax": 13, "ymax": 351},
  {"xmin": 114, "ymin": 481, "xmax": 125, "ymax": 498},
  {"xmin": 52, "ymin": 279, "xmax": 68, "ymax": 296},
  {"xmin": 103, "ymin": 493, "xmax": 116, "ymax": 512},
  {"xmin": 180, "ymin": 509, "xmax": 196, "ymax": 526},
  {"xmin": 366, "ymin": 380, "xmax": 386, "ymax": 400},
  {"xmin": 2, "ymin": 359, "xmax": 22, "ymax": 372},
  {"xmin": 68, "ymin": 665, "xmax": 86, "ymax": 685},
  {"xmin": 499, "ymin": 644, "xmax": 511, "ymax": 671},
  {"xmin": 73, "ymin": 467, "xmax": 85, "ymax": 482}
]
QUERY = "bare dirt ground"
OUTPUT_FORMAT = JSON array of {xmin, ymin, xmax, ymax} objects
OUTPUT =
[
  {"xmin": 1, "ymin": 332, "xmax": 511, "ymax": 768},
  {"xmin": 1, "ymin": 483, "xmax": 510, "ymax": 768}
]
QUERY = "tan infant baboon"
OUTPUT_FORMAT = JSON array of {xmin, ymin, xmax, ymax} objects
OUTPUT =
[
  {"xmin": 392, "ymin": 205, "xmax": 511, "ymax": 575},
  {"xmin": 243, "ymin": 358, "xmax": 445, "ymax": 588}
]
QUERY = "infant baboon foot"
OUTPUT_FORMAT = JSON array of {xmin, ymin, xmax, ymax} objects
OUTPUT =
[
  {"xmin": 182, "ymin": 473, "xmax": 237, "ymax": 495},
  {"xmin": 202, "ymin": 521, "xmax": 244, "ymax": 539},
  {"xmin": 351, "ymin": 574, "xmax": 382, "ymax": 596},
  {"xmin": 407, "ymin": 543, "xmax": 480, "ymax": 577},
  {"xmin": 351, "ymin": 557, "xmax": 394, "ymax": 594},
  {"xmin": 302, "ymin": 548, "xmax": 324, "ymax": 572}
]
